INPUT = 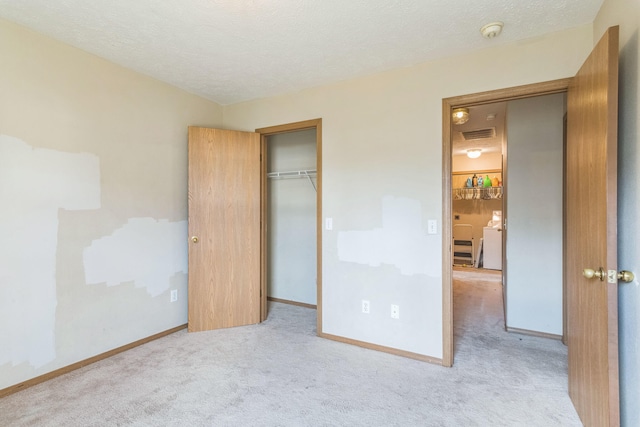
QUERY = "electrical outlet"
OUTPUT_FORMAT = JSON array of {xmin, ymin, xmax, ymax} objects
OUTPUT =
[
  {"xmin": 362, "ymin": 300, "xmax": 370, "ymax": 314},
  {"xmin": 391, "ymin": 304, "xmax": 400, "ymax": 319},
  {"xmin": 170, "ymin": 289, "xmax": 178, "ymax": 302}
]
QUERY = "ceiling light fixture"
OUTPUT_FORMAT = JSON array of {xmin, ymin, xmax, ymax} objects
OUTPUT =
[
  {"xmin": 467, "ymin": 149, "xmax": 482, "ymax": 159},
  {"xmin": 481, "ymin": 22, "xmax": 504, "ymax": 39},
  {"xmin": 452, "ymin": 107, "xmax": 470, "ymax": 125}
]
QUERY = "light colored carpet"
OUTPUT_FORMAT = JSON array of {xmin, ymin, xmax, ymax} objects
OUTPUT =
[{"xmin": 1, "ymin": 269, "xmax": 581, "ymax": 426}]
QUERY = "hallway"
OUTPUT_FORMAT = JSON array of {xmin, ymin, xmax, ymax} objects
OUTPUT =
[{"xmin": 453, "ymin": 267, "xmax": 574, "ymax": 420}]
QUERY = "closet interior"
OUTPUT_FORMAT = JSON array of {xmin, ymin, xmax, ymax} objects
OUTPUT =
[{"xmin": 266, "ymin": 129, "xmax": 317, "ymax": 307}]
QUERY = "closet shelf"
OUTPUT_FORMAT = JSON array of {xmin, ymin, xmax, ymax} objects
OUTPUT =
[
  {"xmin": 453, "ymin": 187, "xmax": 503, "ymax": 200},
  {"xmin": 267, "ymin": 169, "xmax": 316, "ymax": 179},
  {"xmin": 268, "ymin": 169, "xmax": 317, "ymax": 192}
]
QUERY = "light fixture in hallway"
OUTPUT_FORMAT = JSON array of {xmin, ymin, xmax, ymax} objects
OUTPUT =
[
  {"xmin": 467, "ymin": 149, "xmax": 482, "ymax": 159},
  {"xmin": 452, "ymin": 107, "xmax": 470, "ymax": 125}
]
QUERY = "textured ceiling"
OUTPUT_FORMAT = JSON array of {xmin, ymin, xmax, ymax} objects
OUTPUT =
[{"xmin": 0, "ymin": 0, "xmax": 603, "ymax": 105}]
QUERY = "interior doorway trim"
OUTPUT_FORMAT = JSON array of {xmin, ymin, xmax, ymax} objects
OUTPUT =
[
  {"xmin": 256, "ymin": 118, "xmax": 323, "ymax": 335},
  {"xmin": 441, "ymin": 79, "xmax": 571, "ymax": 367}
]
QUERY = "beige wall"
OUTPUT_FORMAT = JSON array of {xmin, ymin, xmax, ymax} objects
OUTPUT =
[
  {"xmin": 452, "ymin": 153, "xmax": 502, "ymax": 172},
  {"xmin": 0, "ymin": 19, "xmax": 223, "ymax": 390},
  {"xmin": 223, "ymin": 25, "xmax": 593, "ymax": 358},
  {"xmin": 595, "ymin": 0, "xmax": 640, "ymax": 424},
  {"xmin": 0, "ymin": 11, "xmax": 607, "ymax": 391}
]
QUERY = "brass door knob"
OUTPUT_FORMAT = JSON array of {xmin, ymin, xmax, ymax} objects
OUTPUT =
[
  {"xmin": 618, "ymin": 270, "xmax": 635, "ymax": 283},
  {"xmin": 583, "ymin": 267, "xmax": 605, "ymax": 280},
  {"xmin": 191, "ymin": 236, "xmax": 199, "ymax": 243}
]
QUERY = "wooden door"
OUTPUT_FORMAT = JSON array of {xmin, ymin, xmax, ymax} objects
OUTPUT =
[
  {"xmin": 566, "ymin": 26, "xmax": 619, "ymax": 426},
  {"xmin": 187, "ymin": 127, "xmax": 261, "ymax": 332}
]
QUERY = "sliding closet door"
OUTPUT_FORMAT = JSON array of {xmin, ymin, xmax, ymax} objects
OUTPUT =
[{"xmin": 187, "ymin": 127, "xmax": 261, "ymax": 332}]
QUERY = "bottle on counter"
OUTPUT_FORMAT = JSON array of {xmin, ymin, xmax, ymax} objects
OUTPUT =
[{"xmin": 472, "ymin": 174, "xmax": 478, "ymax": 187}]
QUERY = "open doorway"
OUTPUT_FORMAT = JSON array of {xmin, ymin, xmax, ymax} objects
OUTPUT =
[
  {"xmin": 451, "ymin": 102, "xmax": 507, "ymax": 358},
  {"xmin": 442, "ymin": 81, "xmax": 570, "ymax": 367},
  {"xmin": 265, "ymin": 129, "xmax": 317, "ymax": 308},
  {"xmin": 256, "ymin": 119, "xmax": 323, "ymax": 334}
]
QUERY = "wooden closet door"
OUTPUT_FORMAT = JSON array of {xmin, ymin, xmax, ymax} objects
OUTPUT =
[
  {"xmin": 566, "ymin": 26, "xmax": 619, "ymax": 426},
  {"xmin": 187, "ymin": 127, "xmax": 261, "ymax": 332}
]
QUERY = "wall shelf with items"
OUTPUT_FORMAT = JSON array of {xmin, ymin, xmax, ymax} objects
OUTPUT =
[
  {"xmin": 452, "ymin": 169, "xmax": 503, "ymax": 201},
  {"xmin": 453, "ymin": 187, "xmax": 502, "ymax": 200}
]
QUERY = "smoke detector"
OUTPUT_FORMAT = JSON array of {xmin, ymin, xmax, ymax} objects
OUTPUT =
[{"xmin": 481, "ymin": 22, "xmax": 504, "ymax": 39}]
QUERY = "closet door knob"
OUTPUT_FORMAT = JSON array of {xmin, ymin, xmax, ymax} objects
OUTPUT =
[
  {"xmin": 583, "ymin": 267, "xmax": 605, "ymax": 281},
  {"xmin": 191, "ymin": 236, "xmax": 199, "ymax": 243}
]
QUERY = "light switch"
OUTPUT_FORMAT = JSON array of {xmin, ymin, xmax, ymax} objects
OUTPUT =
[
  {"xmin": 325, "ymin": 217, "xmax": 333, "ymax": 230},
  {"xmin": 428, "ymin": 220, "xmax": 437, "ymax": 234}
]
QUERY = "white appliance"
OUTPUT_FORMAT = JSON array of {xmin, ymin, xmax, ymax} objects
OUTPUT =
[{"xmin": 483, "ymin": 226, "xmax": 502, "ymax": 270}]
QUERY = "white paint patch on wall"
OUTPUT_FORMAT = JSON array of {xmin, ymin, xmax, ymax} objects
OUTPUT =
[
  {"xmin": 83, "ymin": 218, "xmax": 187, "ymax": 297},
  {"xmin": 337, "ymin": 196, "xmax": 437, "ymax": 276},
  {"xmin": 0, "ymin": 135, "xmax": 100, "ymax": 368}
]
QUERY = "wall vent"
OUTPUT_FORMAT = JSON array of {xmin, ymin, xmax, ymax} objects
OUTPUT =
[{"xmin": 461, "ymin": 127, "xmax": 496, "ymax": 140}]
